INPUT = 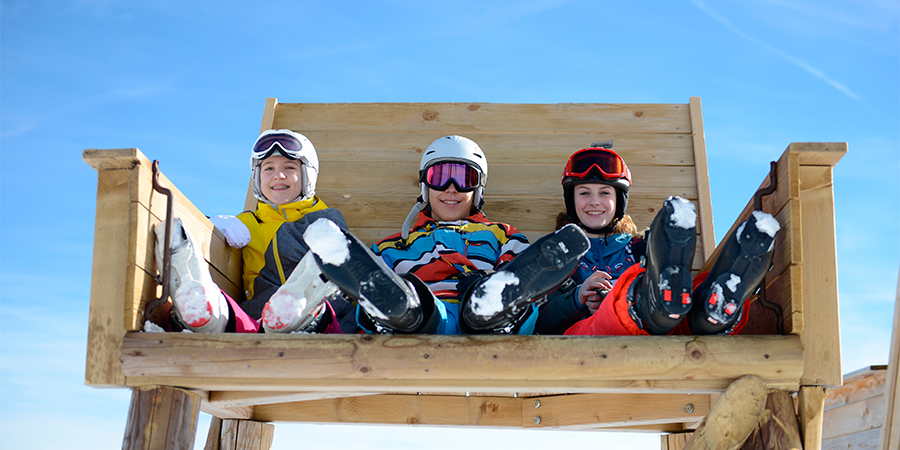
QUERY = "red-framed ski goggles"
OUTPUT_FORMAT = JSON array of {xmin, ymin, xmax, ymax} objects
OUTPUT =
[
  {"xmin": 563, "ymin": 148, "xmax": 629, "ymax": 180},
  {"xmin": 252, "ymin": 132, "xmax": 305, "ymax": 161},
  {"xmin": 420, "ymin": 162, "xmax": 481, "ymax": 192}
]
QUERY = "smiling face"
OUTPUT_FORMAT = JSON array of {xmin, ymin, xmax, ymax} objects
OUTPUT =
[
  {"xmin": 428, "ymin": 184, "xmax": 474, "ymax": 222},
  {"xmin": 573, "ymin": 183, "xmax": 617, "ymax": 236},
  {"xmin": 259, "ymin": 155, "xmax": 304, "ymax": 205}
]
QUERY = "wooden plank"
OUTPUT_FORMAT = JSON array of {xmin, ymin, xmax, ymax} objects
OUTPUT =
[
  {"xmin": 689, "ymin": 97, "xmax": 714, "ymax": 261},
  {"xmin": 271, "ymin": 102, "xmax": 693, "ymax": 134},
  {"xmin": 308, "ymin": 131, "xmax": 697, "ymax": 163},
  {"xmin": 824, "ymin": 427, "xmax": 881, "ymax": 450},
  {"xmin": 85, "ymin": 168, "xmax": 131, "ymax": 387},
  {"xmin": 84, "ymin": 147, "xmax": 144, "ymax": 171},
  {"xmin": 822, "ymin": 394, "xmax": 885, "ymax": 440},
  {"xmin": 120, "ymin": 333, "xmax": 804, "ymax": 392},
  {"xmin": 254, "ymin": 394, "xmax": 523, "ymax": 427},
  {"xmin": 317, "ymin": 162, "xmax": 700, "ymax": 198},
  {"xmin": 800, "ymin": 386, "xmax": 829, "ymax": 450},
  {"xmin": 204, "ymin": 417, "xmax": 223, "ymax": 450},
  {"xmin": 122, "ymin": 386, "xmax": 201, "ymax": 450},
  {"xmin": 741, "ymin": 390, "xmax": 803, "ymax": 450},
  {"xmin": 208, "ymin": 390, "xmax": 376, "ymax": 408},
  {"xmin": 662, "ymin": 433, "xmax": 693, "ymax": 450},
  {"xmin": 789, "ymin": 142, "xmax": 848, "ymax": 167},
  {"xmin": 319, "ymin": 195, "xmax": 704, "ymax": 240},
  {"xmin": 882, "ymin": 269, "xmax": 900, "ymax": 450},
  {"xmin": 825, "ymin": 369, "xmax": 886, "ymax": 411},
  {"xmin": 798, "ymin": 164, "xmax": 842, "ymax": 387},
  {"xmin": 522, "ymin": 393, "xmax": 710, "ymax": 429}
]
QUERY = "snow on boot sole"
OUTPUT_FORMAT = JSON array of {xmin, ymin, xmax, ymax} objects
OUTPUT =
[
  {"xmin": 262, "ymin": 252, "xmax": 337, "ymax": 333},
  {"xmin": 698, "ymin": 211, "xmax": 778, "ymax": 326},
  {"xmin": 304, "ymin": 218, "xmax": 422, "ymax": 333},
  {"xmin": 647, "ymin": 196, "xmax": 697, "ymax": 318},
  {"xmin": 154, "ymin": 218, "xmax": 228, "ymax": 333},
  {"xmin": 465, "ymin": 224, "xmax": 589, "ymax": 330}
]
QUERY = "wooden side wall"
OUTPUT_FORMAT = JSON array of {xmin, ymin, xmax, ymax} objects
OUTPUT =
[{"xmin": 83, "ymin": 149, "xmax": 243, "ymax": 387}]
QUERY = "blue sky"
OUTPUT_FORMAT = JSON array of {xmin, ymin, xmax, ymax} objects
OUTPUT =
[{"xmin": 1, "ymin": 1, "xmax": 898, "ymax": 448}]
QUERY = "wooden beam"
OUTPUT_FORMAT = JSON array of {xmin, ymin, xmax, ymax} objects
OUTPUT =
[
  {"xmin": 798, "ymin": 162, "xmax": 842, "ymax": 386},
  {"xmin": 683, "ymin": 375, "xmax": 767, "ymax": 450},
  {"xmin": 689, "ymin": 97, "xmax": 714, "ymax": 261},
  {"xmin": 270, "ymin": 102, "xmax": 693, "ymax": 134},
  {"xmin": 208, "ymin": 390, "xmax": 376, "ymax": 409},
  {"xmin": 122, "ymin": 386, "xmax": 201, "ymax": 450},
  {"xmin": 523, "ymin": 393, "xmax": 710, "ymax": 429},
  {"xmin": 84, "ymin": 167, "xmax": 131, "ymax": 387},
  {"xmin": 121, "ymin": 333, "xmax": 804, "ymax": 392},
  {"xmin": 799, "ymin": 385, "xmax": 829, "ymax": 450},
  {"xmin": 882, "ymin": 269, "xmax": 900, "ymax": 450},
  {"xmin": 254, "ymin": 393, "xmax": 523, "ymax": 426}
]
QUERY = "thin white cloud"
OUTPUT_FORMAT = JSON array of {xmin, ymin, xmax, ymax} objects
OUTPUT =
[{"xmin": 688, "ymin": 0, "xmax": 861, "ymax": 101}]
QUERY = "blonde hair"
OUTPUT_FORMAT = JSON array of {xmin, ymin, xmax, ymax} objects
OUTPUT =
[{"xmin": 555, "ymin": 212, "xmax": 642, "ymax": 238}]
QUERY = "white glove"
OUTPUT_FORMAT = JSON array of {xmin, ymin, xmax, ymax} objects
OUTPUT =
[{"xmin": 209, "ymin": 215, "xmax": 251, "ymax": 248}]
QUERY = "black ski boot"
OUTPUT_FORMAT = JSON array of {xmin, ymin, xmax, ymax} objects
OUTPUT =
[
  {"xmin": 688, "ymin": 211, "xmax": 780, "ymax": 335},
  {"xmin": 459, "ymin": 224, "xmax": 590, "ymax": 333},
  {"xmin": 303, "ymin": 218, "xmax": 424, "ymax": 333},
  {"xmin": 632, "ymin": 196, "xmax": 697, "ymax": 335}
]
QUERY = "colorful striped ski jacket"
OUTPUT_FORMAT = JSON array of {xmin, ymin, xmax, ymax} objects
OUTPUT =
[{"xmin": 372, "ymin": 211, "xmax": 530, "ymax": 304}]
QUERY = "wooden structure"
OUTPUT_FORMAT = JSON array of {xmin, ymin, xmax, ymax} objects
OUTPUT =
[
  {"xmin": 83, "ymin": 98, "xmax": 846, "ymax": 449},
  {"xmin": 822, "ymin": 366, "xmax": 888, "ymax": 449}
]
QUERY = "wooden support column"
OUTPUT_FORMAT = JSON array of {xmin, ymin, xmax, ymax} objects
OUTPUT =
[
  {"xmin": 799, "ymin": 386, "xmax": 829, "ymax": 450},
  {"xmin": 880, "ymin": 268, "xmax": 900, "ymax": 450},
  {"xmin": 740, "ymin": 390, "xmax": 802, "ymax": 449},
  {"xmin": 204, "ymin": 418, "xmax": 274, "ymax": 450},
  {"xmin": 122, "ymin": 386, "xmax": 201, "ymax": 450}
]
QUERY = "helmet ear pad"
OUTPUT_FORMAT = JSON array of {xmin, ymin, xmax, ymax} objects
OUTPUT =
[{"xmin": 563, "ymin": 179, "xmax": 629, "ymax": 229}]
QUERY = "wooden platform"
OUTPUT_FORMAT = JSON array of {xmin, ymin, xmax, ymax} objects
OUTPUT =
[{"xmin": 84, "ymin": 98, "xmax": 846, "ymax": 448}]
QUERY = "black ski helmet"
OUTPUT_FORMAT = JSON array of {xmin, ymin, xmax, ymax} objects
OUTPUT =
[{"xmin": 561, "ymin": 141, "xmax": 632, "ymax": 234}]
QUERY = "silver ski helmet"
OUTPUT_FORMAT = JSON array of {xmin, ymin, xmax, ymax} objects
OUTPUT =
[{"xmin": 250, "ymin": 129, "xmax": 319, "ymax": 205}]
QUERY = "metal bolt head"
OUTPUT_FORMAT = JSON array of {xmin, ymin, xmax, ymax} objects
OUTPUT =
[
  {"xmin": 533, "ymin": 416, "xmax": 541, "ymax": 425},
  {"xmin": 533, "ymin": 399, "xmax": 541, "ymax": 408},
  {"xmin": 685, "ymin": 403, "xmax": 694, "ymax": 414}
]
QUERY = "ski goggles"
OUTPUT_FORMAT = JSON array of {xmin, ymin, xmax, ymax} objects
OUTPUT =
[
  {"xmin": 420, "ymin": 162, "xmax": 481, "ymax": 192},
  {"xmin": 563, "ymin": 148, "xmax": 628, "ymax": 180},
  {"xmin": 252, "ymin": 132, "xmax": 306, "ymax": 161}
]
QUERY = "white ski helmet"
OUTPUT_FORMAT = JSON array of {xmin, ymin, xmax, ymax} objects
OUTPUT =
[
  {"xmin": 250, "ymin": 129, "xmax": 319, "ymax": 205},
  {"xmin": 418, "ymin": 135, "xmax": 489, "ymax": 210},
  {"xmin": 400, "ymin": 135, "xmax": 489, "ymax": 239}
]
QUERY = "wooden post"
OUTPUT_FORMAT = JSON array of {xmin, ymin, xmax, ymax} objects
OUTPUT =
[
  {"xmin": 881, "ymin": 268, "xmax": 900, "ymax": 449},
  {"xmin": 205, "ymin": 418, "xmax": 275, "ymax": 450},
  {"xmin": 122, "ymin": 386, "xmax": 201, "ymax": 450},
  {"xmin": 799, "ymin": 386, "xmax": 829, "ymax": 450},
  {"xmin": 740, "ymin": 390, "xmax": 802, "ymax": 450}
]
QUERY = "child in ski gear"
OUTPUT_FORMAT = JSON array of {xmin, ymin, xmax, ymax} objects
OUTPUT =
[
  {"xmin": 537, "ymin": 144, "xmax": 781, "ymax": 336},
  {"xmin": 303, "ymin": 135, "xmax": 591, "ymax": 335},
  {"xmin": 153, "ymin": 129, "xmax": 354, "ymax": 334}
]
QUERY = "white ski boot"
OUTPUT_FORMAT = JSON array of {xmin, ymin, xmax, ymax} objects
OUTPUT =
[
  {"xmin": 262, "ymin": 251, "xmax": 338, "ymax": 333},
  {"xmin": 154, "ymin": 218, "xmax": 229, "ymax": 333}
]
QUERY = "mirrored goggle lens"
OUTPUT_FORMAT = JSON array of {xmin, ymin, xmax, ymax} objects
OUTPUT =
[
  {"xmin": 252, "ymin": 134, "xmax": 304, "ymax": 159},
  {"xmin": 424, "ymin": 162, "xmax": 480, "ymax": 191},
  {"xmin": 565, "ymin": 149, "xmax": 625, "ymax": 178}
]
